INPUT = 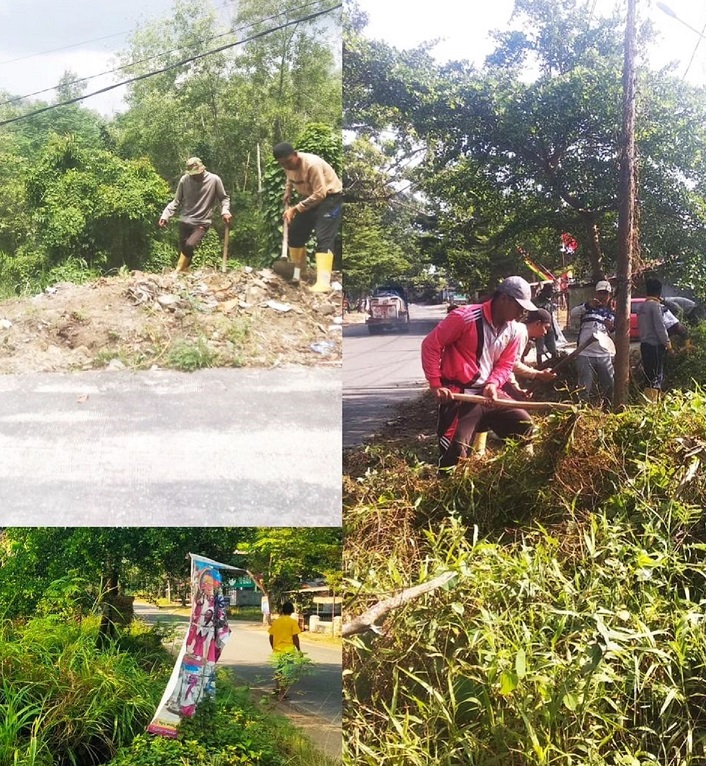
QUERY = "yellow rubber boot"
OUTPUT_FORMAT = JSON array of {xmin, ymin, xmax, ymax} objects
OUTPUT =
[
  {"xmin": 288, "ymin": 247, "xmax": 308, "ymax": 283},
  {"xmin": 310, "ymin": 251, "xmax": 334, "ymax": 292},
  {"xmin": 472, "ymin": 431, "xmax": 487, "ymax": 456},
  {"xmin": 175, "ymin": 253, "xmax": 191, "ymax": 273},
  {"xmin": 643, "ymin": 387, "xmax": 659, "ymax": 402}
]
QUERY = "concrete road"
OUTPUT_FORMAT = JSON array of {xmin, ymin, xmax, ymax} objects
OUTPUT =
[
  {"xmin": 135, "ymin": 603, "xmax": 342, "ymax": 756},
  {"xmin": 343, "ymin": 304, "xmax": 446, "ymax": 447},
  {"xmin": 0, "ymin": 367, "xmax": 341, "ymax": 525}
]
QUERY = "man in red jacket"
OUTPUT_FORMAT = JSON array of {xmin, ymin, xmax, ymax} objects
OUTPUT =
[{"xmin": 422, "ymin": 276, "xmax": 537, "ymax": 469}]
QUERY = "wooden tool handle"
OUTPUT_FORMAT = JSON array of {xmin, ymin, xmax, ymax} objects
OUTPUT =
[
  {"xmin": 280, "ymin": 219, "xmax": 288, "ymax": 259},
  {"xmin": 221, "ymin": 222, "xmax": 230, "ymax": 273},
  {"xmin": 451, "ymin": 392, "xmax": 574, "ymax": 411}
]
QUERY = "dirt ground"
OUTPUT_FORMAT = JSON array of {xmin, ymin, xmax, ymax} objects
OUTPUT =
[{"xmin": 0, "ymin": 266, "xmax": 343, "ymax": 373}]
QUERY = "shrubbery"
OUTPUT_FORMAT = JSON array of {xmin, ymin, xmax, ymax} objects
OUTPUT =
[
  {"xmin": 345, "ymin": 382, "xmax": 706, "ymax": 764},
  {"xmin": 0, "ymin": 616, "xmax": 169, "ymax": 765}
]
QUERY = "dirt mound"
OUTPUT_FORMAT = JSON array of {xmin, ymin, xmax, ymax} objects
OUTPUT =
[{"xmin": 0, "ymin": 267, "xmax": 342, "ymax": 374}]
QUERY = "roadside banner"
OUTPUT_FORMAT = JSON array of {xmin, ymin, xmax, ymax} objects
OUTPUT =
[{"xmin": 147, "ymin": 554, "xmax": 242, "ymax": 738}]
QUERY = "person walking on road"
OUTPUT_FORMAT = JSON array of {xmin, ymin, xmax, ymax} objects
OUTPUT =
[
  {"xmin": 273, "ymin": 142, "xmax": 343, "ymax": 291},
  {"xmin": 159, "ymin": 157, "xmax": 232, "ymax": 273},
  {"xmin": 570, "ymin": 280, "xmax": 616, "ymax": 405},
  {"xmin": 638, "ymin": 277, "xmax": 671, "ymax": 401},
  {"xmin": 421, "ymin": 276, "xmax": 538, "ymax": 471},
  {"xmin": 268, "ymin": 601, "xmax": 302, "ymax": 699}
]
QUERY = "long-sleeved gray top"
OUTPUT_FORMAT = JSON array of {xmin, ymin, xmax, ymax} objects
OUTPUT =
[
  {"xmin": 161, "ymin": 171, "xmax": 230, "ymax": 226},
  {"xmin": 637, "ymin": 298, "xmax": 669, "ymax": 346}
]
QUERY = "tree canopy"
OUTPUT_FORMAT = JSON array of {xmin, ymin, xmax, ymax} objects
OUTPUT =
[
  {"xmin": 344, "ymin": 0, "xmax": 706, "ymax": 297},
  {"xmin": 0, "ymin": 0, "xmax": 341, "ymax": 296}
]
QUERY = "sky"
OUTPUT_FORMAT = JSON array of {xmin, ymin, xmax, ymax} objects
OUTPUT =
[
  {"xmin": 354, "ymin": 0, "xmax": 706, "ymax": 84},
  {"xmin": 1, "ymin": 0, "xmax": 703, "ymax": 122},
  {"xmin": 0, "ymin": 0, "xmax": 228, "ymax": 117}
]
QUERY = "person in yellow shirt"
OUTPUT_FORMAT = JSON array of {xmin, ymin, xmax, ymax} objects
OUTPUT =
[{"xmin": 268, "ymin": 601, "xmax": 301, "ymax": 698}]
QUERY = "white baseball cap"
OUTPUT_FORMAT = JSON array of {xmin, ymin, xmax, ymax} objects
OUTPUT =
[
  {"xmin": 497, "ymin": 276, "xmax": 537, "ymax": 311},
  {"xmin": 595, "ymin": 280, "xmax": 612, "ymax": 293}
]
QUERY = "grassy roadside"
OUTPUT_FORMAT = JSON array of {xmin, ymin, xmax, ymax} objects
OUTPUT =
[
  {"xmin": 0, "ymin": 612, "xmax": 338, "ymax": 765},
  {"xmin": 343, "ymin": 382, "xmax": 706, "ymax": 764}
]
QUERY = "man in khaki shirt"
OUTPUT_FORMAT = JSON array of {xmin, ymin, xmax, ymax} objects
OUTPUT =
[{"xmin": 273, "ymin": 142, "xmax": 342, "ymax": 291}]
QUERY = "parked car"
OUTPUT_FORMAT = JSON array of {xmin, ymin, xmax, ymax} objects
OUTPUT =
[{"xmin": 629, "ymin": 298, "xmax": 645, "ymax": 341}]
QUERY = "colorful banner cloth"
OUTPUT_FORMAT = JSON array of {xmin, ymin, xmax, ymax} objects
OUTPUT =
[{"xmin": 147, "ymin": 554, "xmax": 241, "ymax": 738}]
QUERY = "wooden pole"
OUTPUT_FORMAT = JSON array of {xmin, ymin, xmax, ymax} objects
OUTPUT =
[{"xmin": 613, "ymin": 0, "xmax": 638, "ymax": 409}]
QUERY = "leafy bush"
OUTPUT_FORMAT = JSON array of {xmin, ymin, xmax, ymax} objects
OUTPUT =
[
  {"xmin": 110, "ymin": 676, "xmax": 334, "ymax": 766},
  {"xmin": 0, "ymin": 616, "xmax": 170, "ymax": 765},
  {"xmin": 344, "ymin": 391, "xmax": 706, "ymax": 765},
  {"xmin": 666, "ymin": 322, "xmax": 706, "ymax": 391},
  {"xmin": 270, "ymin": 651, "xmax": 316, "ymax": 699}
]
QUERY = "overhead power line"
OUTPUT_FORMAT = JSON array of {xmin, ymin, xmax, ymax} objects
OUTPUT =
[
  {"xmin": 0, "ymin": 0, "xmax": 332, "ymax": 110},
  {"xmin": 0, "ymin": 3, "xmax": 341, "ymax": 128},
  {"xmin": 0, "ymin": 30, "xmax": 131, "ymax": 67}
]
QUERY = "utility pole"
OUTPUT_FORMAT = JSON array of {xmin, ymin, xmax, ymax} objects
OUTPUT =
[{"xmin": 613, "ymin": 0, "xmax": 638, "ymax": 409}]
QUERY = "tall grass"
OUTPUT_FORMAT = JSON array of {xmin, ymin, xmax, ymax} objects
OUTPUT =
[
  {"xmin": 0, "ymin": 616, "xmax": 168, "ymax": 766},
  {"xmin": 344, "ymin": 389, "xmax": 706, "ymax": 765}
]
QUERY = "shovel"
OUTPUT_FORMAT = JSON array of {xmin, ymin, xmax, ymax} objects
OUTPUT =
[
  {"xmin": 221, "ymin": 221, "xmax": 231, "ymax": 273},
  {"xmin": 549, "ymin": 332, "xmax": 613, "ymax": 374}
]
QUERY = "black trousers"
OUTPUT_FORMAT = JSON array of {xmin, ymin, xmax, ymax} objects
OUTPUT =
[
  {"xmin": 288, "ymin": 193, "xmax": 342, "ymax": 251},
  {"xmin": 437, "ymin": 397, "xmax": 533, "ymax": 469},
  {"xmin": 641, "ymin": 342, "xmax": 667, "ymax": 389},
  {"xmin": 178, "ymin": 222, "xmax": 210, "ymax": 260}
]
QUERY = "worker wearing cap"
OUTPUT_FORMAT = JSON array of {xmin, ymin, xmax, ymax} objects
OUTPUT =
[
  {"xmin": 159, "ymin": 157, "xmax": 232, "ymax": 272},
  {"xmin": 421, "ymin": 276, "xmax": 537, "ymax": 470},
  {"xmin": 570, "ymin": 280, "xmax": 616, "ymax": 404},
  {"xmin": 272, "ymin": 142, "xmax": 342, "ymax": 291},
  {"xmin": 504, "ymin": 309, "xmax": 558, "ymax": 399}
]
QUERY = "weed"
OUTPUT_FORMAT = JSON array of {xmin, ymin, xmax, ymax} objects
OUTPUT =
[
  {"xmin": 226, "ymin": 318, "xmax": 252, "ymax": 346},
  {"xmin": 344, "ymin": 388, "xmax": 706, "ymax": 764},
  {"xmin": 166, "ymin": 338, "xmax": 217, "ymax": 371}
]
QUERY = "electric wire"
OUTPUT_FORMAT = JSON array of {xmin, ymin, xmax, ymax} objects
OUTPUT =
[
  {"xmin": 0, "ymin": 0, "xmax": 332, "ymax": 110},
  {"xmin": 682, "ymin": 12, "xmax": 706, "ymax": 80},
  {"xmin": 0, "ymin": 30, "xmax": 132, "ymax": 67},
  {"xmin": 0, "ymin": 3, "xmax": 340, "ymax": 128}
]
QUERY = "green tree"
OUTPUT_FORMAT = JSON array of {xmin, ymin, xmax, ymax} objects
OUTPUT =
[
  {"xmin": 233, "ymin": 528, "xmax": 342, "ymax": 610},
  {"xmin": 345, "ymin": 0, "xmax": 706, "ymax": 295},
  {"xmin": 22, "ymin": 134, "xmax": 169, "ymax": 275}
]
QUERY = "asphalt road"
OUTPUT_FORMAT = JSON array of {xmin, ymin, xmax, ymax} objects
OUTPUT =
[
  {"xmin": 0, "ymin": 367, "xmax": 341, "ymax": 525},
  {"xmin": 343, "ymin": 303, "xmax": 446, "ymax": 447},
  {"xmin": 134, "ymin": 603, "xmax": 342, "ymax": 756}
]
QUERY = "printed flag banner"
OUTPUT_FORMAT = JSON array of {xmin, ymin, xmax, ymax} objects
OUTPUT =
[
  {"xmin": 147, "ymin": 554, "xmax": 241, "ymax": 738},
  {"xmin": 518, "ymin": 247, "xmax": 555, "ymax": 282}
]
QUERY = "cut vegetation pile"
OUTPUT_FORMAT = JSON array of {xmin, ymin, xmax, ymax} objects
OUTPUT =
[
  {"xmin": 0, "ymin": 266, "xmax": 342, "ymax": 374},
  {"xmin": 344, "ymin": 387, "xmax": 706, "ymax": 765}
]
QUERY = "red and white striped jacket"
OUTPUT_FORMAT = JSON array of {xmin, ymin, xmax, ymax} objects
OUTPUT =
[{"xmin": 421, "ymin": 300, "xmax": 523, "ymax": 391}]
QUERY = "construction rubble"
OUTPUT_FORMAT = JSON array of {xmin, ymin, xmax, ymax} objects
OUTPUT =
[{"xmin": 0, "ymin": 266, "xmax": 343, "ymax": 374}]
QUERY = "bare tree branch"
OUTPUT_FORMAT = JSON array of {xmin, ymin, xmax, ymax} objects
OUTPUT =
[{"xmin": 342, "ymin": 571, "xmax": 457, "ymax": 638}]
